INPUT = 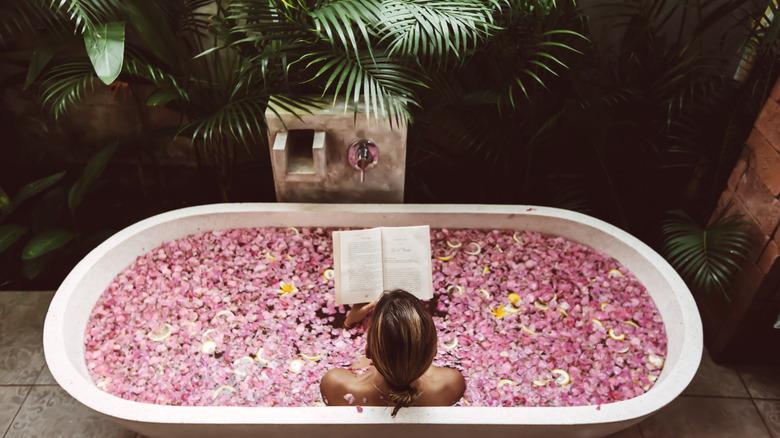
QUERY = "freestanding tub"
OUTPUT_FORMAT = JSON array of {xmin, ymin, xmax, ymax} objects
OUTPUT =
[{"xmin": 44, "ymin": 203, "xmax": 702, "ymax": 438}]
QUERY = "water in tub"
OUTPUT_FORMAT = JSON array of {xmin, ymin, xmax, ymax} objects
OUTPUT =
[{"xmin": 83, "ymin": 227, "xmax": 666, "ymax": 407}]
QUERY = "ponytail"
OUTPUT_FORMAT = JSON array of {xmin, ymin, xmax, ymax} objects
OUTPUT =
[{"xmin": 387, "ymin": 383, "xmax": 420, "ymax": 417}]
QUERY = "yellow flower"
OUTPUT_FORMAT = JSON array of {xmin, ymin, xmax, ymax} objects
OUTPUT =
[
  {"xmin": 278, "ymin": 281, "xmax": 298, "ymax": 295},
  {"xmin": 491, "ymin": 306, "xmax": 507, "ymax": 318}
]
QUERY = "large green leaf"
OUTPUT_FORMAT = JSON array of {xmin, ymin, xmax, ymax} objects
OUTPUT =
[
  {"xmin": 22, "ymin": 257, "xmax": 46, "ymax": 280},
  {"xmin": 32, "ymin": 186, "xmax": 68, "ymax": 233},
  {"xmin": 21, "ymin": 228, "xmax": 77, "ymax": 260},
  {"xmin": 12, "ymin": 171, "xmax": 66, "ymax": 210},
  {"xmin": 68, "ymin": 140, "xmax": 119, "ymax": 212},
  {"xmin": 84, "ymin": 21, "xmax": 125, "ymax": 85},
  {"xmin": 0, "ymin": 187, "xmax": 10, "ymax": 213},
  {"xmin": 0, "ymin": 224, "xmax": 28, "ymax": 254}
]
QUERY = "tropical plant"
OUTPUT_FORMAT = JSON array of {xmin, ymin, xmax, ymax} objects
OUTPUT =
[
  {"xmin": 660, "ymin": 209, "xmax": 754, "ymax": 299},
  {"xmin": 0, "ymin": 141, "xmax": 118, "ymax": 284},
  {"xmin": 2, "ymin": 0, "xmax": 521, "ymax": 200}
]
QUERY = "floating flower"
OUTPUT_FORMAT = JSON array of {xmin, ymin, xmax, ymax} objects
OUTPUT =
[
  {"xmin": 278, "ymin": 281, "xmax": 298, "ymax": 296},
  {"xmin": 491, "ymin": 306, "xmax": 507, "ymax": 318}
]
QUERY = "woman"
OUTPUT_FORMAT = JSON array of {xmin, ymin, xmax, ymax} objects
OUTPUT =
[{"xmin": 320, "ymin": 289, "xmax": 466, "ymax": 416}]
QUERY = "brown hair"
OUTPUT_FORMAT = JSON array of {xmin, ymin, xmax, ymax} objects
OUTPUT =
[{"xmin": 366, "ymin": 289, "xmax": 438, "ymax": 417}]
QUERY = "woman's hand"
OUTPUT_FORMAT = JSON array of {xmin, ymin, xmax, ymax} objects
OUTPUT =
[{"xmin": 344, "ymin": 300, "xmax": 377, "ymax": 328}]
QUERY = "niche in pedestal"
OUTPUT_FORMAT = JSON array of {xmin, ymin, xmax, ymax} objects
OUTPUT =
[{"xmin": 272, "ymin": 129, "xmax": 326, "ymax": 182}]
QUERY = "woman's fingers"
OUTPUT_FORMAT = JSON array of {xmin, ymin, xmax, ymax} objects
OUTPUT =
[{"xmin": 344, "ymin": 300, "xmax": 377, "ymax": 328}]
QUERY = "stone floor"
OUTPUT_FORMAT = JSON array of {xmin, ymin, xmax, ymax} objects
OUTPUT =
[{"xmin": 1, "ymin": 290, "xmax": 778, "ymax": 438}]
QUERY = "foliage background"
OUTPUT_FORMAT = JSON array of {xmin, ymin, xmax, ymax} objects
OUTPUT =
[{"xmin": 0, "ymin": 0, "xmax": 776, "ymax": 292}]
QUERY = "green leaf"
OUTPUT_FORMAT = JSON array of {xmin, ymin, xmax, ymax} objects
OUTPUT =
[
  {"xmin": 0, "ymin": 187, "xmax": 10, "ymax": 213},
  {"xmin": 12, "ymin": 171, "xmax": 66, "ymax": 210},
  {"xmin": 39, "ymin": 59, "xmax": 96, "ymax": 119},
  {"xmin": 21, "ymin": 228, "xmax": 77, "ymax": 260},
  {"xmin": 125, "ymin": 0, "xmax": 179, "ymax": 68},
  {"xmin": 32, "ymin": 187, "xmax": 68, "ymax": 233},
  {"xmin": 0, "ymin": 224, "xmax": 28, "ymax": 254},
  {"xmin": 69, "ymin": 140, "xmax": 119, "ymax": 212},
  {"xmin": 146, "ymin": 89, "xmax": 178, "ymax": 106},
  {"xmin": 25, "ymin": 38, "xmax": 70, "ymax": 89},
  {"xmin": 661, "ymin": 209, "xmax": 754, "ymax": 299},
  {"xmin": 22, "ymin": 257, "xmax": 45, "ymax": 280},
  {"xmin": 84, "ymin": 21, "xmax": 125, "ymax": 85}
]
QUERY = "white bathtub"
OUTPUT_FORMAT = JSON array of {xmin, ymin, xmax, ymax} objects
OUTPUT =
[{"xmin": 43, "ymin": 203, "xmax": 702, "ymax": 438}]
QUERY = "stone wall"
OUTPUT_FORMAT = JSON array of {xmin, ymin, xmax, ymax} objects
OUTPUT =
[{"xmin": 707, "ymin": 79, "xmax": 780, "ymax": 364}]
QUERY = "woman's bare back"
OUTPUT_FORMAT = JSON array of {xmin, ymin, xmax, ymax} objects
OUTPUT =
[{"xmin": 320, "ymin": 365, "xmax": 465, "ymax": 407}]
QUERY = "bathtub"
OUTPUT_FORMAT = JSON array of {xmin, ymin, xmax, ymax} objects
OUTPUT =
[{"xmin": 43, "ymin": 203, "xmax": 702, "ymax": 438}]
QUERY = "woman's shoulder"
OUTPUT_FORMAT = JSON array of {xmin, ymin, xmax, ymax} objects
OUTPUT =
[
  {"xmin": 320, "ymin": 368, "xmax": 366, "ymax": 406},
  {"xmin": 421, "ymin": 366, "xmax": 466, "ymax": 406}
]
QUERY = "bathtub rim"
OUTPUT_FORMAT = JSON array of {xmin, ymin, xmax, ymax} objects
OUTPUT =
[{"xmin": 43, "ymin": 202, "xmax": 702, "ymax": 427}]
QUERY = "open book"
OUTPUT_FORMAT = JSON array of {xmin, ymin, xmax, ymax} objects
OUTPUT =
[{"xmin": 333, "ymin": 225, "xmax": 433, "ymax": 305}]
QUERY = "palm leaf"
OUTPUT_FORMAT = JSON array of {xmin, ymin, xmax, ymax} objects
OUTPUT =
[
  {"xmin": 661, "ymin": 209, "xmax": 755, "ymax": 299},
  {"xmin": 375, "ymin": 0, "xmax": 495, "ymax": 65},
  {"xmin": 38, "ymin": 58, "xmax": 96, "ymax": 118},
  {"xmin": 178, "ymin": 94, "xmax": 270, "ymax": 149},
  {"xmin": 309, "ymin": 0, "xmax": 382, "ymax": 58},
  {"xmin": 228, "ymin": 0, "xmax": 309, "ymax": 45},
  {"xmin": 123, "ymin": 54, "xmax": 190, "ymax": 102},
  {"xmin": 302, "ymin": 48, "xmax": 422, "ymax": 124},
  {"xmin": 49, "ymin": 0, "xmax": 125, "ymax": 34},
  {"xmin": 0, "ymin": 0, "xmax": 67, "ymax": 47}
]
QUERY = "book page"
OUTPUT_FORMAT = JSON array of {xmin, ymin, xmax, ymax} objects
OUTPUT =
[
  {"xmin": 380, "ymin": 225, "xmax": 433, "ymax": 300},
  {"xmin": 334, "ymin": 228, "xmax": 384, "ymax": 305}
]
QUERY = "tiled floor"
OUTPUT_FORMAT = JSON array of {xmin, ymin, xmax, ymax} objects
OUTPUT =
[{"xmin": 1, "ymin": 290, "xmax": 778, "ymax": 438}]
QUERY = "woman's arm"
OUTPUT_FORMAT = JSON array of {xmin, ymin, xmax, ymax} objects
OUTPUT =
[{"xmin": 343, "ymin": 300, "xmax": 377, "ymax": 328}]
